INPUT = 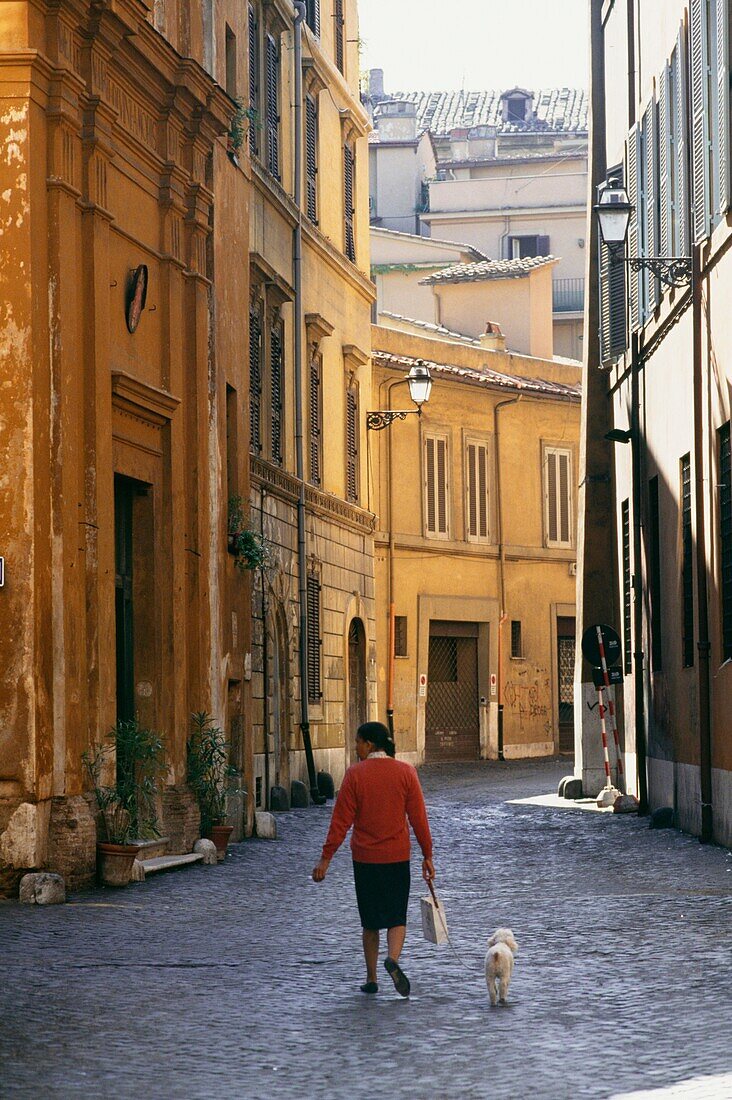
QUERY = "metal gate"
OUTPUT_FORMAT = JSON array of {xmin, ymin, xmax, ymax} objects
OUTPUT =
[
  {"xmin": 425, "ymin": 624, "xmax": 480, "ymax": 761},
  {"xmin": 557, "ymin": 616, "xmax": 576, "ymax": 754}
]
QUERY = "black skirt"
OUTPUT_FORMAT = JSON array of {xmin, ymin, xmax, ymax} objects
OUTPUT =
[{"xmin": 352, "ymin": 860, "xmax": 410, "ymax": 930}]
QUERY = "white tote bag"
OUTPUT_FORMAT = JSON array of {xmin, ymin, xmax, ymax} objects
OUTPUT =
[{"xmin": 420, "ymin": 879, "xmax": 449, "ymax": 945}]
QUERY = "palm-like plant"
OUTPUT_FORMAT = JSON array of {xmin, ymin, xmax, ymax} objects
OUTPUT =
[
  {"xmin": 187, "ymin": 712, "xmax": 240, "ymax": 833},
  {"xmin": 83, "ymin": 719, "xmax": 166, "ymax": 845}
]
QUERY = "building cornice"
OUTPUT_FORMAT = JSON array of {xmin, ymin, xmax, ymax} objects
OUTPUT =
[{"xmin": 251, "ymin": 456, "xmax": 376, "ymax": 533}]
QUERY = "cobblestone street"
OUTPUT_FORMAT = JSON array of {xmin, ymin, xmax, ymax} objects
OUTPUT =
[{"xmin": 2, "ymin": 760, "xmax": 732, "ymax": 1099}]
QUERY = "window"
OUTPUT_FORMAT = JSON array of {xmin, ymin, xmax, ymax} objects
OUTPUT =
[
  {"xmin": 248, "ymin": 5, "xmax": 259, "ymax": 158},
  {"xmin": 511, "ymin": 621, "xmax": 523, "ymax": 659},
  {"xmin": 306, "ymin": 569, "xmax": 322, "ymax": 703},
  {"xmin": 305, "ymin": 0, "xmax": 320, "ymax": 35},
  {"xmin": 506, "ymin": 96, "xmax": 528, "ymax": 122},
  {"xmin": 249, "ymin": 299, "xmax": 262, "ymax": 454},
  {"xmin": 394, "ymin": 615, "xmax": 408, "ymax": 657},
  {"xmin": 648, "ymin": 476, "xmax": 663, "ymax": 671},
  {"xmin": 270, "ymin": 315, "xmax": 284, "ymax": 465},
  {"xmin": 690, "ymin": 0, "xmax": 730, "ymax": 242},
  {"xmin": 265, "ymin": 33, "xmax": 280, "ymax": 180},
  {"xmin": 424, "ymin": 433, "xmax": 450, "ymax": 538},
  {"xmin": 659, "ymin": 33, "xmax": 690, "ymax": 266},
  {"xmin": 226, "ymin": 384, "xmax": 238, "ymax": 500},
  {"xmin": 508, "ymin": 235, "xmax": 550, "ymax": 259},
  {"xmin": 305, "ymin": 93, "xmax": 318, "ymax": 224},
  {"xmin": 225, "ymin": 24, "xmax": 237, "ymax": 98},
  {"xmin": 628, "ymin": 99, "xmax": 659, "ymax": 329},
  {"xmin": 719, "ymin": 423, "xmax": 732, "ymax": 659},
  {"xmin": 309, "ymin": 352, "xmax": 322, "ymax": 485},
  {"xmin": 343, "ymin": 141, "xmax": 356, "ymax": 262},
  {"xmin": 622, "ymin": 499, "xmax": 632, "ymax": 674},
  {"xmin": 681, "ymin": 453, "xmax": 694, "ymax": 667},
  {"xmin": 465, "ymin": 438, "xmax": 491, "ymax": 541},
  {"xmin": 345, "ymin": 385, "xmax": 359, "ymax": 504},
  {"xmin": 600, "ymin": 169, "xmax": 627, "ymax": 363},
  {"xmin": 543, "ymin": 446, "xmax": 573, "ymax": 548},
  {"xmin": 334, "ymin": 0, "xmax": 345, "ymax": 73}
]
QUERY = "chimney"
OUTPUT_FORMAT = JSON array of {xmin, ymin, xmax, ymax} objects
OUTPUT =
[
  {"xmin": 478, "ymin": 321, "xmax": 506, "ymax": 352},
  {"xmin": 374, "ymin": 99, "xmax": 417, "ymax": 142},
  {"xmin": 448, "ymin": 127, "xmax": 470, "ymax": 160},
  {"xmin": 467, "ymin": 125, "xmax": 497, "ymax": 159},
  {"xmin": 369, "ymin": 68, "xmax": 385, "ymax": 101}
]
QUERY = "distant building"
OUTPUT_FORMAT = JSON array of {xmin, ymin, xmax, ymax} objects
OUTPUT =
[{"xmin": 365, "ymin": 71, "xmax": 589, "ymax": 361}]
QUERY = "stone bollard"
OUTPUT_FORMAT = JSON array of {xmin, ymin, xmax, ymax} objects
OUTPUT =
[
  {"xmin": 649, "ymin": 807, "xmax": 675, "ymax": 829},
  {"xmin": 290, "ymin": 780, "xmax": 309, "ymax": 808},
  {"xmin": 193, "ymin": 839, "xmax": 218, "ymax": 866},
  {"xmin": 270, "ymin": 785, "xmax": 290, "ymax": 812},
  {"xmin": 613, "ymin": 794, "xmax": 640, "ymax": 814},
  {"xmin": 19, "ymin": 873, "xmax": 66, "ymax": 906},
  {"xmin": 317, "ymin": 771, "xmax": 335, "ymax": 800},
  {"xmin": 255, "ymin": 811, "xmax": 277, "ymax": 839},
  {"xmin": 557, "ymin": 775, "xmax": 574, "ymax": 798},
  {"xmin": 130, "ymin": 860, "xmax": 146, "ymax": 882},
  {"xmin": 562, "ymin": 778, "xmax": 583, "ymax": 800}
]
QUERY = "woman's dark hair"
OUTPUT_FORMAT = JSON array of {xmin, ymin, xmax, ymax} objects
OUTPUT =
[{"xmin": 357, "ymin": 721, "xmax": 396, "ymax": 758}]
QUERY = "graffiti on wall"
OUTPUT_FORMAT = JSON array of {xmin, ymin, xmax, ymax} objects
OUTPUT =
[{"xmin": 504, "ymin": 666, "xmax": 551, "ymax": 731}]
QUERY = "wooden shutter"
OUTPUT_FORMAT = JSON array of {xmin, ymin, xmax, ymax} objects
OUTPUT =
[
  {"xmin": 715, "ymin": 0, "xmax": 730, "ymax": 215},
  {"xmin": 691, "ymin": 0, "xmax": 711, "ymax": 242},
  {"xmin": 643, "ymin": 99, "xmax": 659, "ymax": 316},
  {"xmin": 265, "ymin": 33, "xmax": 280, "ymax": 180},
  {"xmin": 306, "ymin": 571, "xmax": 322, "ymax": 703},
  {"xmin": 249, "ymin": 303, "xmax": 262, "ymax": 454},
  {"xmin": 536, "ymin": 234, "xmax": 551, "ymax": 256},
  {"xmin": 306, "ymin": 94, "xmax": 318, "ymax": 224},
  {"xmin": 627, "ymin": 124, "xmax": 642, "ymax": 330},
  {"xmin": 466, "ymin": 440, "xmax": 490, "ymax": 541},
  {"xmin": 424, "ymin": 434, "xmax": 449, "ymax": 537},
  {"xmin": 270, "ymin": 318, "xmax": 283, "ymax": 465},
  {"xmin": 545, "ymin": 447, "xmax": 572, "ymax": 548},
  {"xmin": 334, "ymin": 0, "xmax": 345, "ymax": 73},
  {"xmin": 675, "ymin": 27, "xmax": 690, "ymax": 255},
  {"xmin": 659, "ymin": 63, "xmax": 672, "ymax": 258},
  {"xmin": 306, "ymin": 0, "xmax": 320, "ymax": 36},
  {"xmin": 344, "ymin": 142, "xmax": 356, "ymax": 262},
  {"xmin": 309, "ymin": 353, "xmax": 322, "ymax": 485},
  {"xmin": 346, "ymin": 386, "xmax": 359, "ymax": 503},
  {"xmin": 248, "ymin": 4, "xmax": 259, "ymax": 158}
]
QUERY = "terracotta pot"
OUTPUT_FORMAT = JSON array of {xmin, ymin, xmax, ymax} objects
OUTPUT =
[
  {"xmin": 97, "ymin": 843, "xmax": 138, "ymax": 887},
  {"xmin": 209, "ymin": 824, "xmax": 234, "ymax": 862}
]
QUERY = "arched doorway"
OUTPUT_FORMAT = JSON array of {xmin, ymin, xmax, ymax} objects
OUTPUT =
[{"xmin": 348, "ymin": 618, "xmax": 367, "ymax": 760}]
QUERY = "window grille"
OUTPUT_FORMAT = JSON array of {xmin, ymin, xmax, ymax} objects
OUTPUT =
[
  {"xmin": 622, "ymin": 499, "xmax": 632, "ymax": 674},
  {"xmin": 394, "ymin": 615, "xmax": 408, "ymax": 657},
  {"xmin": 306, "ymin": 571, "xmax": 322, "ymax": 703},
  {"xmin": 681, "ymin": 454, "xmax": 694, "ymax": 667},
  {"xmin": 424, "ymin": 433, "xmax": 449, "ymax": 537},
  {"xmin": 544, "ymin": 447, "xmax": 573, "ymax": 548},
  {"xmin": 511, "ymin": 621, "xmax": 523, "ymax": 659}
]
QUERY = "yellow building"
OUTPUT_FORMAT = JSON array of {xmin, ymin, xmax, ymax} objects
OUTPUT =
[
  {"xmin": 0, "ymin": 0, "xmax": 251, "ymax": 893},
  {"xmin": 246, "ymin": 0, "xmax": 376, "ymax": 805},
  {"xmin": 371, "ymin": 321, "xmax": 581, "ymax": 762}
]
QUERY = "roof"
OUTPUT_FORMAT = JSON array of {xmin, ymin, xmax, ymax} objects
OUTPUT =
[
  {"xmin": 436, "ymin": 149, "xmax": 588, "ymax": 170},
  {"xmin": 387, "ymin": 88, "xmax": 588, "ymax": 136},
  {"xmin": 370, "ymin": 225, "xmax": 489, "ymax": 261},
  {"xmin": 379, "ymin": 312, "xmax": 482, "ymax": 345},
  {"xmin": 419, "ymin": 256, "xmax": 557, "ymax": 286},
  {"xmin": 372, "ymin": 350, "xmax": 581, "ymax": 400}
]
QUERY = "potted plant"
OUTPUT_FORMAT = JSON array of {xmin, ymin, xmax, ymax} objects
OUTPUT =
[
  {"xmin": 187, "ymin": 711, "xmax": 241, "ymax": 860},
  {"xmin": 227, "ymin": 495, "xmax": 269, "ymax": 572},
  {"xmin": 82, "ymin": 718, "xmax": 167, "ymax": 887}
]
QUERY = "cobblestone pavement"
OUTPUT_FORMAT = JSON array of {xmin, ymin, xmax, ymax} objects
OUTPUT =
[{"xmin": 2, "ymin": 760, "xmax": 732, "ymax": 1100}]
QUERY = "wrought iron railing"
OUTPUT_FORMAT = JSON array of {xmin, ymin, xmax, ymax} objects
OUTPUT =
[{"xmin": 552, "ymin": 277, "xmax": 585, "ymax": 313}]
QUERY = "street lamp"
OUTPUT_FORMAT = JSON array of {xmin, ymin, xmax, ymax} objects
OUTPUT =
[
  {"xmin": 593, "ymin": 178, "xmax": 692, "ymax": 287},
  {"xmin": 367, "ymin": 362, "xmax": 433, "ymax": 431}
]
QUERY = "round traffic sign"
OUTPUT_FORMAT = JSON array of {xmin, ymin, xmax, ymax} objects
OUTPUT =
[{"xmin": 581, "ymin": 623, "xmax": 621, "ymax": 667}]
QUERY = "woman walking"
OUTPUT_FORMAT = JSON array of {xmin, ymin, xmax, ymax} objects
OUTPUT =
[{"xmin": 312, "ymin": 721, "xmax": 435, "ymax": 997}]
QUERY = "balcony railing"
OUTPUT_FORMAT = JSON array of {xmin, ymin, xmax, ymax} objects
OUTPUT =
[{"xmin": 552, "ymin": 277, "xmax": 585, "ymax": 313}]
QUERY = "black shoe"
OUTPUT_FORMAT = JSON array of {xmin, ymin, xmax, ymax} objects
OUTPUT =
[
  {"xmin": 360, "ymin": 981, "xmax": 378, "ymax": 994},
  {"xmin": 384, "ymin": 956, "xmax": 410, "ymax": 997}
]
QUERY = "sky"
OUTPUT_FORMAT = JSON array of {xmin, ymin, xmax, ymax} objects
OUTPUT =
[{"xmin": 358, "ymin": 0, "xmax": 589, "ymax": 94}]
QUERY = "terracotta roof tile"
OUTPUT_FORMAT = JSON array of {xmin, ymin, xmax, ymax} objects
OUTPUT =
[
  {"xmin": 372, "ymin": 350, "xmax": 581, "ymax": 399},
  {"xmin": 419, "ymin": 256, "xmax": 557, "ymax": 285},
  {"xmin": 388, "ymin": 88, "xmax": 588, "ymax": 136}
]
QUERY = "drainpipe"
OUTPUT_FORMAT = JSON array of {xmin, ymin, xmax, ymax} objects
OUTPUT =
[
  {"xmin": 692, "ymin": 244, "xmax": 713, "ymax": 842},
  {"xmin": 493, "ymin": 393, "xmax": 521, "ymax": 760},
  {"xmin": 260, "ymin": 486, "xmax": 270, "ymax": 807},
  {"xmin": 293, "ymin": 1, "xmax": 325, "ymax": 804}
]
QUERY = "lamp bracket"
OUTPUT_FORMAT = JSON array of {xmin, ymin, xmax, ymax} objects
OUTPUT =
[
  {"xmin": 610, "ymin": 249, "xmax": 692, "ymax": 288},
  {"xmin": 366, "ymin": 409, "xmax": 420, "ymax": 432}
]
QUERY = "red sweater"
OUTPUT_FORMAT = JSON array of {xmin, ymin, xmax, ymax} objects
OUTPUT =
[{"xmin": 321, "ymin": 756, "xmax": 433, "ymax": 864}]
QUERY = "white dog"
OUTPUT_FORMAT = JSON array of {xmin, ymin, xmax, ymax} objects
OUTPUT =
[{"xmin": 485, "ymin": 928, "xmax": 518, "ymax": 1006}]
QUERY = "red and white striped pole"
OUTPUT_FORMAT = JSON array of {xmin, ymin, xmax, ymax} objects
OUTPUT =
[
  {"xmin": 595, "ymin": 624, "xmax": 624, "ymax": 788},
  {"xmin": 596, "ymin": 685, "xmax": 613, "ymax": 789}
]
